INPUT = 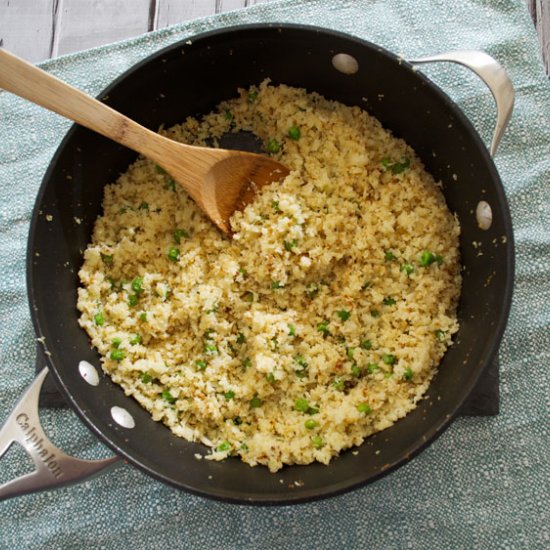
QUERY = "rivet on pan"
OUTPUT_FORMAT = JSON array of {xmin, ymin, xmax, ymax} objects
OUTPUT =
[
  {"xmin": 476, "ymin": 200, "xmax": 493, "ymax": 230},
  {"xmin": 78, "ymin": 360, "xmax": 99, "ymax": 386},
  {"xmin": 111, "ymin": 406, "xmax": 135, "ymax": 429},
  {"xmin": 332, "ymin": 53, "xmax": 359, "ymax": 75}
]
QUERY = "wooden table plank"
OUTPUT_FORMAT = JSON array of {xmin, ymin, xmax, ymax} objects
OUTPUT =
[
  {"xmin": 0, "ymin": 0, "xmax": 57, "ymax": 62},
  {"xmin": 0, "ymin": 0, "xmax": 548, "ymax": 78},
  {"xmin": 527, "ymin": 0, "xmax": 550, "ymax": 74},
  {"xmin": 54, "ymin": 0, "xmax": 152, "ymax": 57}
]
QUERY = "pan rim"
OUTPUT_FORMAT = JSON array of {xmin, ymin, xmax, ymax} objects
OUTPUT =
[{"xmin": 26, "ymin": 22, "xmax": 515, "ymax": 504}]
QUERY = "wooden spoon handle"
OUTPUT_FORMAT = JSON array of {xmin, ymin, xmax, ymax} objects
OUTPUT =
[{"xmin": 0, "ymin": 48, "xmax": 165, "ymax": 161}]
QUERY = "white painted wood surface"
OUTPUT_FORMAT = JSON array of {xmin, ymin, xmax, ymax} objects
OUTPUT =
[{"xmin": 0, "ymin": 0, "xmax": 549, "ymax": 76}]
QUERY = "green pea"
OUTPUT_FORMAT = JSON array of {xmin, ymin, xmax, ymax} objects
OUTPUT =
[
  {"xmin": 336, "ymin": 310, "xmax": 351, "ymax": 321},
  {"xmin": 266, "ymin": 138, "xmax": 281, "ymax": 154},
  {"xmin": 249, "ymin": 396, "xmax": 263, "ymax": 408},
  {"xmin": 167, "ymin": 247, "xmax": 180, "ymax": 262},
  {"xmin": 217, "ymin": 441, "xmax": 231, "ymax": 452},
  {"xmin": 224, "ymin": 390, "xmax": 235, "ymax": 400},
  {"xmin": 311, "ymin": 435, "xmax": 325, "ymax": 449},
  {"xmin": 305, "ymin": 419, "xmax": 318, "ymax": 430},
  {"xmin": 94, "ymin": 312, "xmax": 105, "ymax": 326},
  {"xmin": 288, "ymin": 126, "xmax": 301, "ymax": 140},
  {"xmin": 140, "ymin": 372, "xmax": 152, "ymax": 384},
  {"xmin": 357, "ymin": 403, "xmax": 372, "ymax": 414},
  {"xmin": 110, "ymin": 349, "xmax": 125, "ymax": 362}
]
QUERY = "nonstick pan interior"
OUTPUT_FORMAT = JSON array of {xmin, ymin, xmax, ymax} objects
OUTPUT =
[{"xmin": 27, "ymin": 25, "xmax": 513, "ymax": 503}]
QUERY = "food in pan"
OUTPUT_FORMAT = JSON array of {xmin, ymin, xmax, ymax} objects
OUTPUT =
[{"xmin": 77, "ymin": 81, "xmax": 461, "ymax": 472}]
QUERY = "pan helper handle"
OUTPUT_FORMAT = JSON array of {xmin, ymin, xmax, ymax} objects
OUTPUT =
[
  {"xmin": 0, "ymin": 368, "xmax": 120, "ymax": 501},
  {"xmin": 408, "ymin": 51, "xmax": 514, "ymax": 157}
]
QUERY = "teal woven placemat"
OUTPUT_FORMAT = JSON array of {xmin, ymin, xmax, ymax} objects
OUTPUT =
[{"xmin": 1, "ymin": 0, "xmax": 549, "ymax": 547}]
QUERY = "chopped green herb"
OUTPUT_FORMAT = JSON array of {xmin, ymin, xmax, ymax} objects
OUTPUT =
[
  {"xmin": 155, "ymin": 165, "xmax": 167, "ymax": 175},
  {"xmin": 196, "ymin": 360, "xmax": 207, "ymax": 371},
  {"xmin": 361, "ymin": 280, "xmax": 371, "ymax": 290},
  {"xmin": 346, "ymin": 347, "xmax": 356, "ymax": 359},
  {"xmin": 401, "ymin": 263, "xmax": 415, "ymax": 276},
  {"xmin": 249, "ymin": 396, "xmax": 263, "ymax": 408},
  {"xmin": 129, "ymin": 334, "xmax": 142, "ymax": 345},
  {"xmin": 236, "ymin": 332, "xmax": 246, "ymax": 344},
  {"xmin": 381, "ymin": 157, "xmax": 411, "ymax": 174},
  {"xmin": 271, "ymin": 200, "xmax": 282, "ymax": 213},
  {"xmin": 288, "ymin": 125, "xmax": 301, "ymax": 140},
  {"xmin": 382, "ymin": 353, "xmax": 397, "ymax": 365},
  {"xmin": 233, "ymin": 416, "xmax": 242, "ymax": 426},
  {"xmin": 383, "ymin": 297, "xmax": 396, "ymax": 306},
  {"xmin": 242, "ymin": 357, "xmax": 252, "ymax": 369},
  {"xmin": 167, "ymin": 247, "xmax": 180, "ymax": 262},
  {"xmin": 271, "ymin": 280, "xmax": 283, "ymax": 289},
  {"xmin": 247, "ymin": 90, "xmax": 258, "ymax": 103},
  {"xmin": 224, "ymin": 109, "xmax": 234, "ymax": 121},
  {"xmin": 239, "ymin": 443, "xmax": 249, "ymax": 452},
  {"xmin": 288, "ymin": 324, "xmax": 296, "ymax": 337},
  {"xmin": 217, "ymin": 441, "xmax": 231, "ymax": 452},
  {"xmin": 94, "ymin": 312, "xmax": 105, "ymax": 326},
  {"xmin": 173, "ymin": 228, "xmax": 189, "ymax": 244},
  {"xmin": 101, "ymin": 253, "xmax": 113, "ymax": 265},
  {"xmin": 266, "ymin": 138, "xmax": 281, "ymax": 154},
  {"xmin": 385, "ymin": 250, "xmax": 397, "ymax": 262},
  {"xmin": 238, "ymin": 267, "xmax": 248, "ymax": 278},
  {"xmin": 110, "ymin": 349, "xmax": 125, "ymax": 362},
  {"xmin": 360, "ymin": 339, "xmax": 372, "ymax": 350},
  {"xmin": 403, "ymin": 367, "xmax": 414, "ymax": 380},
  {"xmin": 294, "ymin": 355, "xmax": 308, "ymax": 369},
  {"xmin": 131, "ymin": 276, "xmax": 143, "ymax": 294},
  {"xmin": 224, "ymin": 390, "xmax": 235, "ymax": 401},
  {"xmin": 111, "ymin": 337, "xmax": 122, "ymax": 348},
  {"xmin": 161, "ymin": 389, "xmax": 176, "ymax": 405},
  {"xmin": 311, "ymin": 435, "xmax": 325, "ymax": 449},
  {"xmin": 266, "ymin": 372, "xmax": 276, "ymax": 384},
  {"xmin": 367, "ymin": 363, "xmax": 380, "ymax": 374},
  {"xmin": 435, "ymin": 329, "xmax": 446, "ymax": 341},
  {"xmin": 283, "ymin": 239, "xmax": 298, "ymax": 251},
  {"xmin": 370, "ymin": 309, "xmax": 380, "ymax": 318},
  {"xmin": 138, "ymin": 202, "xmax": 149, "ymax": 211},
  {"xmin": 305, "ymin": 419, "xmax": 318, "ymax": 430},
  {"xmin": 165, "ymin": 178, "xmax": 176, "ymax": 191},
  {"xmin": 317, "ymin": 321, "xmax": 330, "ymax": 336},
  {"xmin": 336, "ymin": 309, "xmax": 351, "ymax": 321},
  {"xmin": 357, "ymin": 403, "xmax": 372, "ymax": 414},
  {"xmin": 351, "ymin": 363, "xmax": 362, "ymax": 378},
  {"xmin": 204, "ymin": 343, "xmax": 218, "ymax": 354},
  {"xmin": 140, "ymin": 372, "xmax": 152, "ymax": 384},
  {"xmin": 139, "ymin": 312, "xmax": 147, "ymax": 322},
  {"xmin": 333, "ymin": 377, "xmax": 345, "ymax": 391},
  {"xmin": 306, "ymin": 284, "xmax": 319, "ymax": 299},
  {"xmin": 128, "ymin": 294, "xmax": 139, "ymax": 307}
]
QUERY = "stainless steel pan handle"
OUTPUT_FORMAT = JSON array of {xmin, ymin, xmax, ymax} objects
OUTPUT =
[
  {"xmin": 409, "ymin": 51, "xmax": 515, "ymax": 156},
  {"xmin": 0, "ymin": 368, "xmax": 120, "ymax": 501}
]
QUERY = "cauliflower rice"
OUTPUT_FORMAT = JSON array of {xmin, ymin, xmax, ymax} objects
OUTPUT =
[{"xmin": 77, "ymin": 81, "xmax": 461, "ymax": 472}]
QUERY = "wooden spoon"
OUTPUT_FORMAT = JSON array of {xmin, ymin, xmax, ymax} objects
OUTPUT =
[{"xmin": 0, "ymin": 48, "xmax": 289, "ymax": 233}]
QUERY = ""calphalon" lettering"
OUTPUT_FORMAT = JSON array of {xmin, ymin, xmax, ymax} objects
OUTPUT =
[{"xmin": 16, "ymin": 413, "xmax": 63, "ymax": 479}]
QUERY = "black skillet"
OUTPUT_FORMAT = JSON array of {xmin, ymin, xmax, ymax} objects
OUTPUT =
[{"xmin": 0, "ymin": 24, "xmax": 514, "ymax": 503}]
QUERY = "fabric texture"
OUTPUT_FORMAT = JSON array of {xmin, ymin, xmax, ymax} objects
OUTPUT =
[{"xmin": 0, "ymin": 0, "xmax": 548, "ymax": 547}]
